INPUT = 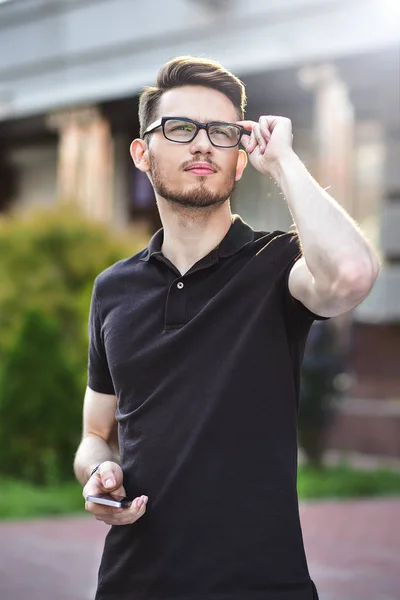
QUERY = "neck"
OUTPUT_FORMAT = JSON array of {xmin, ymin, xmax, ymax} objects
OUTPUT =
[{"xmin": 157, "ymin": 198, "xmax": 233, "ymax": 275}]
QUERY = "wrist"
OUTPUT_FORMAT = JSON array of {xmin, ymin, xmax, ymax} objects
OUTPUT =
[{"xmin": 267, "ymin": 149, "xmax": 298, "ymax": 186}]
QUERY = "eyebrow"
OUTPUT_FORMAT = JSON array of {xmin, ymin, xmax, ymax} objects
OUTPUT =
[{"xmin": 166, "ymin": 116, "xmax": 235, "ymax": 123}]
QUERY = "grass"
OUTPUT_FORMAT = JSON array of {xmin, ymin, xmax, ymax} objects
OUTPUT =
[
  {"xmin": 298, "ymin": 462, "xmax": 400, "ymax": 499},
  {"xmin": 0, "ymin": 478, "xmax": 85, "ymax": 520},
  {"xmin": 1, "ymin": 463, "xmax": 400, "ymax": 520}
]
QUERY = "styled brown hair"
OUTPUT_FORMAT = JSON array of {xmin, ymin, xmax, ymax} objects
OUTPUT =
[{"xmin": 138, "ymin": 56, "xmax": 247, "ymax": 138}]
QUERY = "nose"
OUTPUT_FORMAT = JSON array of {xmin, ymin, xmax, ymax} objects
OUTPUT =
[{"xmin": 188, "ymin": 127, "xmax": 213, "ymax": 155}]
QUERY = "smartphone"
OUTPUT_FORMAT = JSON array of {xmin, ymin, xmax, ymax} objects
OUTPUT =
[{"xmin": 86, "ymin": 493, "xmax": 132, "ymax": 508}]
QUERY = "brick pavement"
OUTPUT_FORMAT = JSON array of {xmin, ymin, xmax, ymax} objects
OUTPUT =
[{"xmin": 0, "ymin": 499, "xmax": 399, "ymax": 600}]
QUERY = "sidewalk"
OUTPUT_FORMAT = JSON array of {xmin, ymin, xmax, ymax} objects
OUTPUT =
[
  {"xmin": 0, "ymin": 499, "xmax": 399, "ymax": 600},
  {"xmin": 301, "ymin": 498, "xmax": 400, "ymax": 600}
]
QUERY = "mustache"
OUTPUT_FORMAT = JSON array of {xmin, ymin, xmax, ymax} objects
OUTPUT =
[{"xmin": 180, "ymin": 157, "xmax": 220, "ymax": 172}]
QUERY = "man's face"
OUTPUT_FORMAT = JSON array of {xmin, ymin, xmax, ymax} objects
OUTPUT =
[{"xmin": 144, "ymin": 86, "xmax": 247, "ymax": 209}]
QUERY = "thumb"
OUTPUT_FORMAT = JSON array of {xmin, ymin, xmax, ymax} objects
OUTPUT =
[
  {"xmin": 237, "ymin": 120, "xmax": 254, "ymax": 151},
  {"xmin": 98, "ymin": 461, "xmax": 122, "ymax": 491},
  {"xmin": 240, "ymin": 133, "xmax": 250, "ymax": 151}
]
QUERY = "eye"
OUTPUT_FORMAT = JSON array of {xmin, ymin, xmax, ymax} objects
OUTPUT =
[
  {"xmin": 166, "ymin": 120, "xmax": 196, "ymax": 134},
  {"xmin": 213, "ymin": 128, "xmax": 230, "ymax": 137},
  {"xmin": 210, "ymin": 123, "xmax": 240, "ymax": 138},
  {"xmin": 171, "ymin": 124, "xmax": 194, "ymax": 132}
]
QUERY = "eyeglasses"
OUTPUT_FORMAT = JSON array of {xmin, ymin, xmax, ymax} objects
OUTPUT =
[{"xmin": 143, "ymin": 117, "xmax": 251, "ymax": 148}]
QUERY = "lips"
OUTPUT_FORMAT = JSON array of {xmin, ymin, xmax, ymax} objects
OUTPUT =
[{"xmin": 185, "ymin": 162, "xmax": 216, "ymax": 175}]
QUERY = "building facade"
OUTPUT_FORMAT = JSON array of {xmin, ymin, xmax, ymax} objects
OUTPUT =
[{"xmin": 1, "ymin": 0, "xmax": 399, "ymax": 455}]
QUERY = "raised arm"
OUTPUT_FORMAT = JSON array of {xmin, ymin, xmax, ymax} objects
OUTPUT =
[{"xmin": 239, "ymin": 116, "xmax": 380, "ymax": 317}]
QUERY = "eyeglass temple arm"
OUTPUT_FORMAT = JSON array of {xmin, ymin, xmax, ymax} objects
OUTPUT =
[{"xmin": 143, "ymin": 123, "xmax": 162, "ymax": 137}]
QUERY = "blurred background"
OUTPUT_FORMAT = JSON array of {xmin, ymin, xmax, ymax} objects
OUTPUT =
[{"xmin": 0, "ymin": 1, "xmax": 399, "ymax": 597}]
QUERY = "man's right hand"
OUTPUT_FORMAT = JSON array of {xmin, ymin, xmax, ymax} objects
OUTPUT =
[{"xmin": 83, "ymin": 461, "xmax": 148, "ymax": 526}]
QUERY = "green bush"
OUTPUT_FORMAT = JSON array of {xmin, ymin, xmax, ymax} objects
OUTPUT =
[
  {"xmin": 0, "ymin": 308, "xmax": 82, "ymax": 484},
  {"xmin": 0, "ymin": 206, "xmax": 147, "ymax": 484}
]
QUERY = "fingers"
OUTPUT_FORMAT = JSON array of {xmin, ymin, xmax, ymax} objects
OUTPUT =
[
  {"xmin": 236, "ymin": 120, "xmax": 256, "ymax": 129},
  {"xmin": 241, "ymin": 117, "xmax": 271, "ymax": 155},
  {"xmin": 239, "ymin": 132, "xmax": 250, "ymax": 151},
  {"xmin": 85, "ymin": 500, "xmax": 124, "ymax": 516},
  {"xmin": 89, "ymin": 495, "xmax": 149, "ymax": 526},
  {"xmin": 246, "ymin": 124, "xmax": 265, "ymax": 154},
  {"xmin": 259, "ymin": 116, "xmax": 272, "ymax": 144},
  {"xmin": 254, "ymin": 123, "xmax": 267, "ymax": 153},
  {"xmin": 82, "ymin": 462, "xmax": 125, "ymax": 503},
  {"xmin": 98, "ymin": 461, "xmax": 123, "ymax": 492},
  {"xmin": 81, "ymin": 461, "xmax": 149, "ymax": 526},
  {"xmin": 238, "ymin": 116, "xmax": 292, "ymax": 155}
]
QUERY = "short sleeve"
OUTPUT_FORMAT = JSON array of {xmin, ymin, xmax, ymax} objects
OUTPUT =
[
  {"xmin": 273, "ymin": 231, "xmax": 330, "ymax": 326},
  {"xmin": 87, "ymin": 283, "xmax": 115, "ymax": 395}
]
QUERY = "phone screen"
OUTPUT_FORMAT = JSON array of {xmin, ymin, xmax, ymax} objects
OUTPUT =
[{"xmin": 86, "ymin": 493, "xmax": 132, "ymax": 508}]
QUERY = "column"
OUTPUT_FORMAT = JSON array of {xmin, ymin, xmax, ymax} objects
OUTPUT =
[
  {"xmin": 298, "ymin": 63, "xmax": 355, "ymax": 215},
  {"xmin": 47, "ymin": 107, "xmax": 114, "ymax": 222},
  {"xmin": 298, "ymin": 63, "xmax": 355, "ymax": 348}
]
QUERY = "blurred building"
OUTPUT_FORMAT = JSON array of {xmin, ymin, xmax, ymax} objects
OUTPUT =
[{"xmin": 0, "ymin": 0, "xmax": 399, "ymax": 456}]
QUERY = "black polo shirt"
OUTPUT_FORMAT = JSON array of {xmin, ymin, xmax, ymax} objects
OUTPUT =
[{"xmin": 89, "ymin": 215, "xmax": 323, "ymax": 600}]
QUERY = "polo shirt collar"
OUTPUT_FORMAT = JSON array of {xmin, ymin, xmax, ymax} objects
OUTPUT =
[{"xmin": 140, "ymin": 214, "xmax": 254, "ymax": 263}]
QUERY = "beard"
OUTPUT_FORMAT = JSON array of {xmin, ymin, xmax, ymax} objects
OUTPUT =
[{"xmin": 149, "ymin": 154, "xmax": 237, "ymax": 210}]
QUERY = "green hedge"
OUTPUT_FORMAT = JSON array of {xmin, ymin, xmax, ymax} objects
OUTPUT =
[{"xmin": 0, "ymin": 206, "xmax": 147, "ymax": 484}]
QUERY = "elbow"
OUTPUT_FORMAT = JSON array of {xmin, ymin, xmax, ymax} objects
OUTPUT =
[{"xmin": 336, "ymin": 256, "xmax": 380, "ymax": 302}]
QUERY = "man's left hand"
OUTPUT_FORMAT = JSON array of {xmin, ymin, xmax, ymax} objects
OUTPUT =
[{"xmin": 237, "ymin": 116, "xmax": 294, "ymax": 176}]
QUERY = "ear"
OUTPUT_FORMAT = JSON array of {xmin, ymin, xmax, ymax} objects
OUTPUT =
[
  {"xmin": 130, "ymin": 138, "xmax": 150, "ymax": 172},
  {"xmin": 235, "ymin": 149, "xmax": 248, "ymax": 182}
]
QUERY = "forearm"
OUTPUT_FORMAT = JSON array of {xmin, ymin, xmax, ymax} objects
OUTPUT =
[
  {"xmin": 271, "ymin": 151, "xmax": 380, "ymax": 286},
  {"xmin": 74, "ymin": 433, "xmax": 118, "ymax": 486}
]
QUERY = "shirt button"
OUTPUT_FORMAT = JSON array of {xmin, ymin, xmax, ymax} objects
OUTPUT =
[{"xmin": 177, "ymin": 282, "xmax": 184, "ymax": 289}]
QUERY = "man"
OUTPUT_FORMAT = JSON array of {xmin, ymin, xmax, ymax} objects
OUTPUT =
[{"xmin": 74, "ymin": 56, "xmax": 379, "ymax": 600}]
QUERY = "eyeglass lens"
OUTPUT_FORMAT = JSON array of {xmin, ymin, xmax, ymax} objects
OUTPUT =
[{"xmin": 163, "ymin": 119, "xmax": 241, "ymax": 147}]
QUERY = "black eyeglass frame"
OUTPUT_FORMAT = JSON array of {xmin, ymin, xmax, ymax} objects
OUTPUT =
[{"xmin": 143, "ymin": 116, "xmax": 251, "ymax": 148}]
